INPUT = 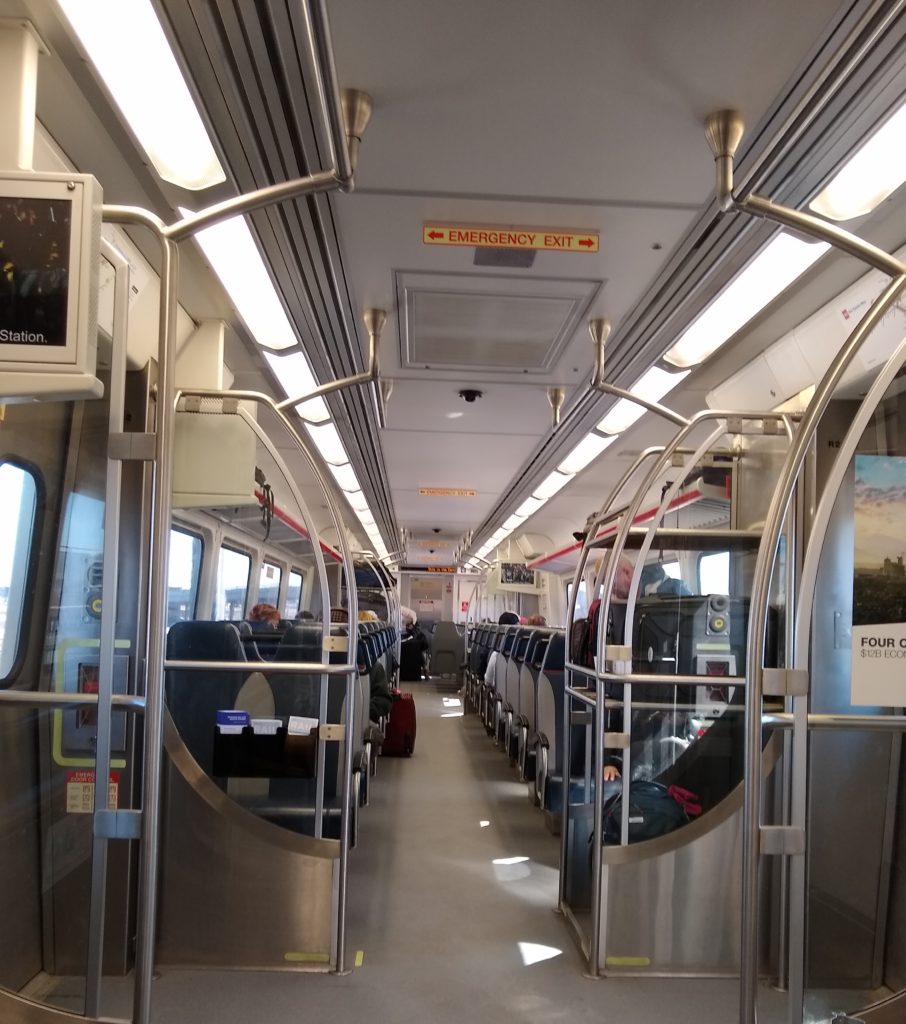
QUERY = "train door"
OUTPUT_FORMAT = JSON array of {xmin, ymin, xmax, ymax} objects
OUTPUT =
[{"xmin": 0, "ymin": 243, "xmax": 147, "ymax": 1018}]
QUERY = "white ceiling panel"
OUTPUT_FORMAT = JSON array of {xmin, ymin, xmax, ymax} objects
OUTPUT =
[{"xmin": 330, "ymin": 0, "xmax": 844, "ymax": 200}]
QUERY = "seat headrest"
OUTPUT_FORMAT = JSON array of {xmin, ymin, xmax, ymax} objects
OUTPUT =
[{"xmin": 166, "ymin": 620, "xmax": 246, "ymax": 662}]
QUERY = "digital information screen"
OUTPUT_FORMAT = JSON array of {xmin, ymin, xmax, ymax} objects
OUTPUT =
[
  {"xmin": 0, "ymin": 196, "xmax": 72, "ymax": 348},
  {"xmin": 500, "ymin": 562, "xmax": 535, "ymax": 586}
]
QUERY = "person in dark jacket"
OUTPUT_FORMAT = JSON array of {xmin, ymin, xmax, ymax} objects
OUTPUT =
[{"xmin": 399, "ymin": 617, "xmax": 429, "ymax": 681}]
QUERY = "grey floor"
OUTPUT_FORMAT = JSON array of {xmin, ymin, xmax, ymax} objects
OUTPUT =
[
  {"xmin": 30, "ymin": 680, "xmax": 873, "ymax": 1022},
  {"xmin": 142, "ymin": 680, "xmax": 788, "ymax": 1023}
]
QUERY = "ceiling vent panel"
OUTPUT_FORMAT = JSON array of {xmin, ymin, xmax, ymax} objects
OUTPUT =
[{"xmin": 396, "ymin": 271, "xmax": 602, "ymax": 374}]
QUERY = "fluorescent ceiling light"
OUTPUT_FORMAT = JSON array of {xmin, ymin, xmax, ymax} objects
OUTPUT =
[
  {"xmin": 327, "ymin": 462, "xmax": 360, "ymax": 492},
  {"xmin": 810, "ymin": 102, "xmax": 906, "ymax": 221},
  {"xmin": 598, "ymin": 366, "xmax": 690, "ymax": 435},
  {"xmin": 356, "ymin": 509, "xmax": 377, "ymax": 529},
  {"xmin": 664, "ymin": 234, "xmax": 829, "ymax": 369},
  {"xmin": 186, "ymin": 209, "xmax": 298, "ymax": 350},
  {"xmin": 304, "ymin": 421, "xmax": 348, "ymax": 466},
  {"xmin": 557, "ymin": 432, "xmax": 616, "ymax": 474},
  {"xmin": 533, "ymin": 470, "xmax": 573, "ymax": 500},
  {"xmin": 598, "ymin": 397, "xmax": 644, "ymax": 436},
  {"xmin": 503, "ymin": 513, "xmax": 525, "ymax": 531},
  {"xmin": 59, "ymin": 0, "xmax": 225, "ymax": 191},
  {"xmin": 264, "ymin": 350, "xmax": 316, "ymax": 395},
  {"xmin": 633, "ymin": 365, "xmax": 690, "ymax": 403},
  {"xmin": 295, "ymin": 396, "xmax": 330, "ymax": 424},
  {"xmin": 346, "ymin": 490, "xmax": 370, "ymax": 513},
  {"xmin": 516, "ymin": 496, "xmax": 545, "ymax": 518}
]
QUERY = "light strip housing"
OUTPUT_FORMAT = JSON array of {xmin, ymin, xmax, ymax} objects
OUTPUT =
[
  {"xmin": 664, "ymin": 234, "xmax": 829, "ymax": 369},
  {"xmin": 810, "ymin": 101, "xmax": 906, "ymax": 221},
  {"xmin": 59, "ymin": 0, "xmax": 226, "ymax": 191}
]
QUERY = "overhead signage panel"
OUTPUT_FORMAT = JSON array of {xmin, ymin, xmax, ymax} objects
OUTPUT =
[
  {"xmin": 422, "ymin": 223, "xmax": 599, "ymax": 253},
  {"xmin": 418, "ymin": 487, "xmax": 476, "ymax": 497},
  {"xmin": 401, "ymin": 565, "xmax": 457, "ymax": 573}
]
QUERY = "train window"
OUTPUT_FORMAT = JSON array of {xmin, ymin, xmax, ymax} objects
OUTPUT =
[
  {"xmin": 284, "ymin": 569, "xmax": 304, "ymax": 618},
  {"xmin": 567, "ymin": 580, "xmax": 588, "ymax": 618},
  {"xmin": 212, "ymin": 545, "xmax": 251, "ymax": 620},
  {"xmin": 167, "ymin": 528, "xmax": 203, "ymax": 627},
  {"xmin": 0, "ymin": 462, "xmax": 38, "ymax": 680},
  {"xmin": 699, "ymin": 551, "xmax": 730, "ymax": 594},
  {"xmin": 258, "ymin": 561, "xmax": 282, "ymax": 606}
]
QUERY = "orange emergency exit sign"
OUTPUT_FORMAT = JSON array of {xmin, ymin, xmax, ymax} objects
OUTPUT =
[{"xmin": 423, "ymin": 223, "xmax": 599, "ymax": 253}]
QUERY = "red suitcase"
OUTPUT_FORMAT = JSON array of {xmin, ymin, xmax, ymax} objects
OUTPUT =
[{"xmin": 382, "ymin": 691, "xmax": 416, "ymax": 756}]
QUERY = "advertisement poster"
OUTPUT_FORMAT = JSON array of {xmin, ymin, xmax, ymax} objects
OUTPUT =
[{"xmin": 852, "ymin": 455, "xmax": 906, "ymax": 705}]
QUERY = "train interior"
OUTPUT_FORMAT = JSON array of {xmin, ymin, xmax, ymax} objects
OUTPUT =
[{"xmin": 1, "ymin": 2, "xmax": 906, "ymax": 1023}]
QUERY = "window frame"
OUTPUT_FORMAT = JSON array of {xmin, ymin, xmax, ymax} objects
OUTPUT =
[
  {"xmin": 284, "ymin": 567, "xmax": 305, "ymax": 619},
  {"xmin": 167, "ymin": 526, "xmax": 205, "ymax": 627},
  {"xmin": 212, "ymin": 543, "xmax": 253, "ymax": 621}
]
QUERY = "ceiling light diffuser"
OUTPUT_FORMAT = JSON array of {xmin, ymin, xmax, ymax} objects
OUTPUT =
[
  {"xmin": 810, "ymin": 102, "xmax": 906, "ymax": 221},
  {"xmin": 187, "ymin": 210, "xmax": 298, "ymax": 350},
  {"xmin": 503, "ymin": 513, "xmax": 525, "ymax": 531},
  {"xmin": 327, "ymin": 462, "xmax": 360, "ymax": 492},
  {"xmin": 664, "ymin": 234, "xmax": 829, "ymax": 369},
  {"xmin": 515, "ymin": 496, "xmax": 545, "ymax": 518},
  {"xmin": 295, "ymin": 396, "xmax": 330, "ymax": 424},
  {"xmin": 59, "ymin": 0, "xmax": 225, "ymax": 190},
  {"xmin": 532, "ymin": 471, "xmax": 573, "ymax": 500},
  {"xmin": 304, "ymin": 421, "xmax": 349, "ymax": 466},
  {"xmin": 345, "ymin": 490, "xmax": 370, "ymax": 513},
  {"xmin": 557, "ymin": 432, "xmax": 616, "ymax": 474}
]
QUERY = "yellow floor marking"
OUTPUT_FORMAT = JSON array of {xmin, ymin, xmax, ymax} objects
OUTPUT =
[
  {"xmin": 283, "ymin": 952, "xmax": 331, "ymax": 964},
  {"xmin": 355, "ymin": 950, "xmax": 365, "ymax": 967},
  {"xmin": 604, "ymin": 956, "xmax": 651, "ymax": 967}
]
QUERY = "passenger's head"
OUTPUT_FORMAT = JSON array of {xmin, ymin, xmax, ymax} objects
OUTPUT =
[
  {"xmin": 528, "ymin": 614, "xmax": 547, "ymax": 626},
  {"xmin": 612, "ymin": 556, "xmax": 635, "ymax": 601},
  {"xmin": 401, "ymin": 606, "xmax": 417, "ymax": 627},
  {"xmin": 296, "ymin": 609, "xmax": 315, "ymax": 620},
  {"xmin": 330, "ymin": 606, "xmax": 350, "ymax": 624},
  {"xmin": 640, "ymin": 562, "xmax": 667, "ymax": 595},
  {"xmin": 248, "ymin": 602, "xmax": 280, "ymax": 624},
  {"xmin": 498, "ymin": 611, "xmax": 519, "ymax": 625},
  {"xmin": 358, "ymin": 609, "xmax": 379, "ymax": 622}
]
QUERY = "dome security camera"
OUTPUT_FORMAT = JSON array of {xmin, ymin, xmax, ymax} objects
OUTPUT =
[{"xmin": 458, "ymin": 388, "xmax": 483, "ymax": 403}]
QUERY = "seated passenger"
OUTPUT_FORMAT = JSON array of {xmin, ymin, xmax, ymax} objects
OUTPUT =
[
  {"xmin": 249, "ymin": 602, "xmax": 281, "ymax": 626},
  {"xmin": 399, "ymin": 614, "xmax": 429, "ymax": 681},
  {"xmin": 369, "ymin": 660, "xmax": 393, "ymax": 721},
  {"xmin": 640, "ymin": 562, "xmax": 692, "ymax": 597},
  {"xmin": 527, "ymin": 614, "xmax": 547, "ymax": 626}
]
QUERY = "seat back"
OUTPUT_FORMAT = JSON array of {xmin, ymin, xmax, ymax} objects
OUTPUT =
[
  {"xmin": 430, "ymin": 620, "xmax": 464, "ymax": 676},
  {"xmin": 165, "ymin": 621, "xmax": 248, "ymax": 775},
  {"xmin": 536, "ymin": 631, "xmax": 567, "ymax": 768}
]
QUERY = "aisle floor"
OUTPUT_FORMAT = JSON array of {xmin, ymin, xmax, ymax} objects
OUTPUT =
[{"xmin": 143, "ymin": 680, "xmax": 792, "ymax": 1024}]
